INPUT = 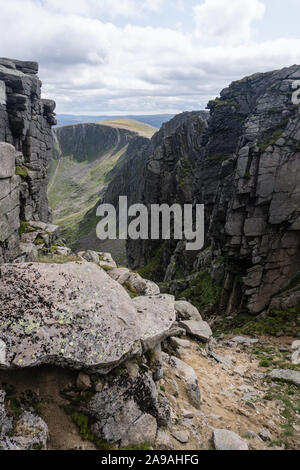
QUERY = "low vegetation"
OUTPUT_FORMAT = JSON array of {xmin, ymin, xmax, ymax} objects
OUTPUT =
[
  {"xmin": 137, "ymin": 248, "xmax": 165, "ymax": 282},
  {"xmin": 264, "ymin": 382, "xmax": 300, "ymax": 450},
  {"xmin": 222, "ymin": 306, "xmax": 300, "ymax": 338},
  {"xmin": 177, "ymin": 270, "xmax": 222, "ymax": 312},
  {"xmin": 36, "ymin": 254, "xmax": 81, "ymax": 264},
  {"xmin": 15, "ymin": 166, "xmax": 29, "ymax": 178}
]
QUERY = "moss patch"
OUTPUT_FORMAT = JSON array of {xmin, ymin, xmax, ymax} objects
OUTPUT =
[
  {"xmin": 227, "ymin": 306, "xmax": 300, "ymax": 337},
  {"xmin": 137, "ymin": 248, "xmax": 165, "ymax": 283},
  {"xmin": 177, "ymin": 271, "xmax": 221, "ymax": 312},
  {"xmin": 257, "ymin": 129, "xmax": 284, "ymax": 152},
  {"xmin": 65, "ymin": 409, "xmax": 115, "ymax": 450},
  {"xmin": 123, "ymin": 281, "xmax": 139, "ymax": 299},
  {"xmin": 15, "ymin": 166, "xmax": 29, "ymax": 178},
  {"xmin": 18, "ymin": 221, "xmax": 35, "ymax": 236}
]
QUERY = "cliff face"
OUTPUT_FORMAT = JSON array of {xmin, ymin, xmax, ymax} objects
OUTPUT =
[
  {"xmin": 54, "ymin": 123, "xmax": 135, "ymax": 162},
  {"xmin": 104, "ymin": 135, "xmax": 150, "ymax": 207},
  {"xmin": 201, "ymin": 66, "xmax": 300, "ymax": 315},
  {"xmin": 105, "ymin": 111, "xmax": 209, "ymax": 273},
  {"xmin": 0, "ymin": 58, "xmax": 56, "ymax": 263},
  {"xmin": 113, "ymin": 66, "xmax": 300, "ymax": 315}
]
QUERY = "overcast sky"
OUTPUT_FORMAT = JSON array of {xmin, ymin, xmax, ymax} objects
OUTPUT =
[{"xmin": 0, "ymin": 0, "xmax": 300, "ymax": 115}]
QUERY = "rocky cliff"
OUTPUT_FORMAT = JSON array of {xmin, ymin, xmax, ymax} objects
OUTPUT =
[
  {"xmin": 54, "ymin": 123, "xmax": 135, "ymax": 163},
  {"xmin": 0, "ymin": 58, "xmax": 56, "ymax": 263},
  {"xmin": 107, "ymin": 66, "xmax": 300, "ymax": 317}
]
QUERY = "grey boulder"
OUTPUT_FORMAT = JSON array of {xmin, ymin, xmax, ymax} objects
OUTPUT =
[
  {"xmin": 179, "ymin": 320, "xmax": 212, "ymax": 343},
  {"xmin": 268, "ymin": 369, "xmax": 300, "ymax": 386},
  {"xmin": 169, "ymin": 355, "xmax": 201, "ymax": 409},
  {"xmin": 0, "ymin": 262, "xmax": 175, "ymax": 373},
  {"xmin": 213, "ymin": 429, "xmax": 248, "ymax": 451},
  {"xmin": 175, "ymin": 301, "xmax": 202, "ymax": 321}
]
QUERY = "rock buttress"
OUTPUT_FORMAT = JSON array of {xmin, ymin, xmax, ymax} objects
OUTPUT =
[{"xmin": 0, "ymin": 58, "xmax": 56, "ymax": 263}]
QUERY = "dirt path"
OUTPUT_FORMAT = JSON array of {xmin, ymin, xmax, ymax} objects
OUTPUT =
[{"xmin": 159, "ymin": 335, "xmax": 299, "ymax": 450}]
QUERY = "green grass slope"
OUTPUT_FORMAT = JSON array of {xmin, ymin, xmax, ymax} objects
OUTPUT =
[{"xmin": 48, "ymin": 144, "xmax": 127, "ymax": 246}]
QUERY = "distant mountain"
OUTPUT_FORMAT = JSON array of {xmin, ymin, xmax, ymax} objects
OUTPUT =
[
  {"xmin": 100, "ymin": 118, "xmax": 157, "ymax": 139},
  {"xmin": 56, "ymin": 114, "xmax": 175, "ymax": 129}
]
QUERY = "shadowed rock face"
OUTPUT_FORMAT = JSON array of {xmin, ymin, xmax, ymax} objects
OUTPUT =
[
  {"xmin": 0, "ymin": 262, "xmax": 176, "ymax": 373},
  {"xmin": 0, "ymin": 58, "xmax": 56, "ymax": 264},
  {"xmin": 53, "ymin": 123, "xmax": 135, "ymax": 163},
  {"xmin": 114, "ymin": 65, "xmax": 300, "ymax": 315},
  {"xmin": 125, "ymin": 111, "xmax": 210, "ymax": 272}
]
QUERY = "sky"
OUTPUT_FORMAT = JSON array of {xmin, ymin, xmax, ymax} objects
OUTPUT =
[{"xmin": 0, "ymin": 0, "xmax": 300, "ymax": 115}]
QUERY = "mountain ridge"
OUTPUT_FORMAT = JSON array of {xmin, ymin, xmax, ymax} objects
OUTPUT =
[{"xmin": 55, "ymin": 113, "xmax": 175, "ymax": 129}]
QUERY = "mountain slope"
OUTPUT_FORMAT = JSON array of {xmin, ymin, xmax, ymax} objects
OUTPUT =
[{"xmin": 48, "ymin": 122, "xmax": 149, "ymax": 262}]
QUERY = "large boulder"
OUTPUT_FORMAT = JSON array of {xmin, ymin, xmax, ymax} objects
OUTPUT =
[
  {"xmin": 132, "ymin": 295, "xmax": 176, "ymax": 350},
  {"xmin": 175, "ymin": 301, "xmax": 202, "ymax": 321},
  {"xmin": 179, "ymin": 320, "xmax": 212, "ymax": 343},
  {"xmin": 0, "ymin": 262, "xmax": 175, "ymax": 373},
  {"xmin": 78, "ymin": 250, "xmax": 117, "ymax": 269},
  {"xmin": 120, "ymin": 414, "xmax": 157, "ymax": 448},
  {"xmin": 213, "ymin": 429, "xmax": 248, "ymax": 451},
  {"xmin": 268, "ymin": 369, "xmax": 300, "ymax": 386},
  {"xmin": 108, "ymin": 268, "xmax": 160, "ymax": 296},
  {"xmin": 108, "ymin": 267, "xmax": 131, "ymax": 284},
  {"xmin": 4, "ymin": 411, "xmax": 49, "ymax": 451},
  {"xmin": 167, "ymin": 355, "xmax": 201, "ymax": 409}
]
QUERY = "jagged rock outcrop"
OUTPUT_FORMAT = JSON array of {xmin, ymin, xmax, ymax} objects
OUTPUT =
[
  {"xmin": 80, "ymin": 368, "xmax": 160, "ymax": 446},
  {"xmin": 202, "ymin": 65, "xmax": 300, "ymax": 314},
  {"xmin": 0, "ymin": 58, "xmax": 56, "ymax": 264},
  {"xmin": 115, "ymin": 66, "xmax": 300, "ymax": 315}
]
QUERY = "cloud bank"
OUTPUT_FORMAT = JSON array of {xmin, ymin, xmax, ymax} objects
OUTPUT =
[{"xmin": 0, "ymin": 0, "xmax": 299, "ymax": 114}]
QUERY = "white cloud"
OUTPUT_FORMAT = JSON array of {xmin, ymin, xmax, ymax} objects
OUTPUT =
[
  {"xmin": 0, "ymin": 0, "xmax": 299, "ymax": 114},
  {"xmin": 193, "ymin": 0, "xmax": 265, "ymax": 45},
  {"xmin": 41, "ymin": 0, "xmax": 165, "ymax": 19}
]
